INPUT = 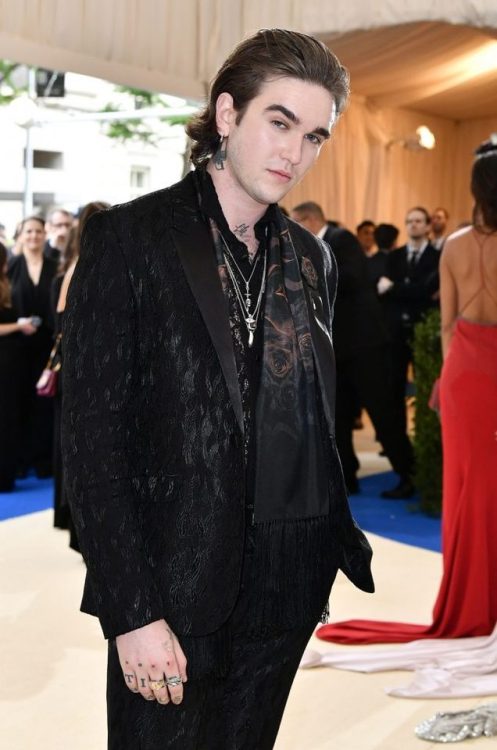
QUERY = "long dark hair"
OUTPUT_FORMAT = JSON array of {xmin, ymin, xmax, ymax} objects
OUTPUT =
[
  {"xmin": 19, "ymin": 215, "xmax": 45, "ymax": 232},
  {"xmin": 186, "ymin": 28, "xmax": 349, "ymax": 167},
  {"xmin": 471, "ymin": 139, "xmax": 497, "ymax": 231},
  {"xmin": 60, "ymin": 201, "xmax": 110, "ymax": 274},
  {"xmin": 0, "ymin": 242, "xmax": 11, "ymax": 309}
]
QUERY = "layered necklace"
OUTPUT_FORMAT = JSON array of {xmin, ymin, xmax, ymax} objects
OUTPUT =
[{"xmin": 219, "ymin": 233, "xmax": 267, "ymax": 347}]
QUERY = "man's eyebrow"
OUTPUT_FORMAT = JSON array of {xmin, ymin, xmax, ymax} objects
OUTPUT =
[{"xmin": 264, "ymin": 104, "xmax": 331, "ymax": 140}]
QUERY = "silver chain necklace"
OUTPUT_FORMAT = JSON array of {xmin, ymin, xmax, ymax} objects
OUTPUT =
[{"xmin": 219, "ymin": 233, "xmax": 267, "ymax": 347}]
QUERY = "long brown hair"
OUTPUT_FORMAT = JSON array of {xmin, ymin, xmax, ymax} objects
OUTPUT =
[
  {"xmin": 186, "ymin": 28, "xmax": 349, "ymax": 167},
  {"xmin": 0, "ymin": 242, "xmax": 11, "ymax": 309},
  {"xmin": 59, "ymin": 201, "xmax": 110, "ymax": 274}
]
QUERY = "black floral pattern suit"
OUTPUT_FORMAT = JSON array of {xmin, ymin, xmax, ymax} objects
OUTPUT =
[{"xmin": 61, "ymin": 172, "xmax": 373, "ymax": 646}]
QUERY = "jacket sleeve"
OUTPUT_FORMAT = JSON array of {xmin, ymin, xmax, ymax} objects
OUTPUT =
[{"xmin": 61, "ymin": 210, "xmax": 165, "ymax": 638}]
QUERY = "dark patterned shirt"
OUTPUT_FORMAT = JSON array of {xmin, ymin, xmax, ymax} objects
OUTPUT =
[{"xmin": 198, "ymin": 170, "xmax": 277, "ymax": 513}]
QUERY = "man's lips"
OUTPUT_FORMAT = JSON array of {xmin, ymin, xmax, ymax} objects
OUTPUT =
[{"xmin": 267, "ymin": 168, "xmax": 292, "ymax": 181}]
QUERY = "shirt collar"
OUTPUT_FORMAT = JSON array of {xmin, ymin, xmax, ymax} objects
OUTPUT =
[
  {"xmin": 316, "ymin": 223, "xmax": 328, "ymax": 240},
  {"xmin": 407, "ymin": 239, "xmax": 429, "ymax": 257}
]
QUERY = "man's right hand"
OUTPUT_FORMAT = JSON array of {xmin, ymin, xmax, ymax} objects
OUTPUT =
[{"xmin": 116, "ymin": 619, "xmax": 187, "ymax": 705}]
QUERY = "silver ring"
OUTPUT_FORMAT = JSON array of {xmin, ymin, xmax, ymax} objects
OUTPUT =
[{"xmin": 166, "ymin": 675, "xmax": 182, "ymax": 688}]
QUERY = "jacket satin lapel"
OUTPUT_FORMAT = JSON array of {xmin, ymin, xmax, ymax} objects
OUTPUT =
[{"xmin": 170, "ymin": 218, "xmax": 244, "ymax": 435}]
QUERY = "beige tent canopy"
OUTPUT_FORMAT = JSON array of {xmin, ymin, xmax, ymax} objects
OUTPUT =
[{"xmin": 1, "ymin": 0, "xmax": 496, "ymax": 232}]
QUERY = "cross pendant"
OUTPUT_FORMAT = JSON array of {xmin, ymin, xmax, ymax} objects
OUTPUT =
[{"xmin": 245, "ymin": 282, "xmax": 251, "ymax": 311}]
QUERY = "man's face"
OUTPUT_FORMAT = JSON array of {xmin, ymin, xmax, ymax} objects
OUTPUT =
[
  {"xmin": 431, "ymin": 210, "xmax": 447, "ymax": 235},
  {"xmin": 357, "ymin": 224, "xmax": 375, "ymax": 251},
  {"xmin": 47, "ymin": 211, "xmax": 72, "ymax": 249},
  {"xmin": 219, "ymin": 77, "xmax": 336, "ymax": 207},
  {"xmin": 405, "ymin": 210, "xmax": 430, "ymax": 241}
]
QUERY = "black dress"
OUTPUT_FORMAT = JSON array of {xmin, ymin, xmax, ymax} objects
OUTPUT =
[
  {"xmin": 0, "ymin": 306, "xmax": 24, "ymax": 491},
  {"xmin": 8, "ymin": 254, "xmax": 57, "ymax": 476},
  {"xmin": 51, "ymin": 276, "xmax": 80, "ymax": 550}
]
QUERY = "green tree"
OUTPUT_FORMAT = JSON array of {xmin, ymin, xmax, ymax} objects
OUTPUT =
[
  {"xmin": 0, "ymin": 61, "xmax": 26, "ymax": 105},
  {"xmin": 102, "ymin": 85, "xmax": 190, "ymax": 147},
  {"xmin": 412, "ymin": 308, "xmax": 443, "ymax": 515}
]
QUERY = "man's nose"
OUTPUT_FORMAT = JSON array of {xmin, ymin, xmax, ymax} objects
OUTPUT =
[{"xmin": 282, "ymin": 136, "xmax": 303, "ymax": 165}]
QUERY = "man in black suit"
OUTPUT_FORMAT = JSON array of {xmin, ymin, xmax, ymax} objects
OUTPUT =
[
  {"xmin": 378, "ymin": 206, "xmax": 440, "ymax": 435},
  {"xmin": 291, "ymin": 202, "xmax": 414, "ymax": 499},
  {"xmin": 430, "ymin": 206, "xmax": 450, "ymax": 250},
  {"xmin": 62, "ymin": 30, "xmax": 373, "ymax": 750},
  {"xmin": 43, "ymin": 207, "xmax": 72, "ymax": 262}
]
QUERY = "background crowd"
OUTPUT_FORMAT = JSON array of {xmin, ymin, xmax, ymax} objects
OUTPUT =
[
  {"xmin": 0, "ymin": 196, "xmax": 458, "ymax": 545},
  {"xmin": 290, "ymin": 203, "xmax": 448, "ymax": 498},
  {"xmin": 0, "ymin": 202, "xmax": 108, "ymax": 550}
]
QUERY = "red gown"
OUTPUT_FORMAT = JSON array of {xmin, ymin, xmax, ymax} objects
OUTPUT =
[{"xmin": 318, "ymin": 317, "xmax": 497, "ymax": 644}]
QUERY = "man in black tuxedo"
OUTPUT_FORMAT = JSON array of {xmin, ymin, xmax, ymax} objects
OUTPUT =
[
  {"xmin": 62, "ymin": 30, "xmax": 373, "ymax": 750},
  {"xmin": 378, "ymin": 206, "xmax": 440, "ymax": 435},
  {"xmin": 430, "ymin": 206, "xmax": 450, "ymax": 251},
  {"xmin": 291, "ymin": 202, "xmax": 414, "ymax": 499},
  {"xmin": 43, "ymin": 207, "xmax": 72, "ymax": 262}
]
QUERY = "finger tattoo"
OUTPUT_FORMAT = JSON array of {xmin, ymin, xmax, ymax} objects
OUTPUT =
[
  {"xmin": 124, "ymin": 673, "xmax": 134, "ymax": 683},
  {"xmin": 140, "ymin": 678, "xmax": 146, "ymax": 688}
]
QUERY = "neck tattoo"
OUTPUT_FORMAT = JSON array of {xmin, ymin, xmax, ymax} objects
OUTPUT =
[{"xmin": 233, "ymin": 223, "xmax": 250, "ymax": 239}]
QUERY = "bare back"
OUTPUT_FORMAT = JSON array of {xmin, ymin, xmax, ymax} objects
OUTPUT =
[{"xmin": 440, "ymin": 226, "xmax": 497, "ymax": 356}]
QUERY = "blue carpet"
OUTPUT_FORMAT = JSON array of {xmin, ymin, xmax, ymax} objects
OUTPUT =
[
  {"xmin": 0, "ymin": 471, "xmax": 442, "ymax": 553},
  {"xmin": 0, "ymin": 474, "xmax": 53, "ymax": 521},
  {"xmin": 349, "ymin": 472, "xmax": 441, "ymax": 553}
]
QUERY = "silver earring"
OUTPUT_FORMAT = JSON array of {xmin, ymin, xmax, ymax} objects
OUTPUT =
[{"xmin": 214, "ymin": 134, "xmax": 227, "ymax": 170}]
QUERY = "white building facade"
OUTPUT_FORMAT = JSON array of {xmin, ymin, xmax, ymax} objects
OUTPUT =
[{"xmin": 0, "ymin": 71, "xmax": 190, "ymax": 239}]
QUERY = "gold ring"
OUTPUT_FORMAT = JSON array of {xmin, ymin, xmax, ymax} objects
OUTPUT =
[{"xmin": 149, "ymin": 679, "xmax": 166, "ymax": 691}]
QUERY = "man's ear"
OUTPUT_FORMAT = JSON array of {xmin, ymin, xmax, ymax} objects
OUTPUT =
[{"xmin": 215, "ymin": 92, "xmax": 236, "ymax": 136}]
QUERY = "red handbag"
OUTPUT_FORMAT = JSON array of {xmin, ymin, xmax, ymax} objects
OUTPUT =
[{"xmin": 36, "ymin": 334, "xmax": 62, "ymax": 397}]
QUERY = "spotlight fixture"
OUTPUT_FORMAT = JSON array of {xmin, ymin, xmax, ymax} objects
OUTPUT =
[{"xmin": 387, "ymin": 126, "xmax": 436, "ymax": 151}]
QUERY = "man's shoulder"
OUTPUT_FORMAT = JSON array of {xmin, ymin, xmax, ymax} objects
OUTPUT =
[
  {"xmin": 104, "ymin": 172, "xmax": 197, "ymax": 227},
  {"xmin": 323, "ymin": 225, "xmax": 361, "ymax": 255},
  {"xmin": 323, "ymin": 225, "xmax": 351, "ymax": 243},
  {"xmin": 424, "ymin": 242, "xmax": 440, "ymax": 259},
  {"xmin": 286, "ymin": 216, "xmax": 332, "ymax": 270},
  {"xmin": 389, "ymin": 244, "xmax": 407, "ymax": 259}
]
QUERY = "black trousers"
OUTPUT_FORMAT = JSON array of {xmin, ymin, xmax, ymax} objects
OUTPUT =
[
  {"xmin": 107, "ymin": 619, "xmax": 316, "ymax": 750},
  {"xmin": 335, "ymin": 344, "xmax": 413, "ymax": 487},
  {"xmin": 107, "ymin": 520, "xmax": 338, "ymax": 750}
]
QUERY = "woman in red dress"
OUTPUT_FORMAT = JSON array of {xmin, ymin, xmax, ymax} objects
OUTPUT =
[{"xmin": 318, "ymin": 139, "xmax": 497, "ymax": 644}]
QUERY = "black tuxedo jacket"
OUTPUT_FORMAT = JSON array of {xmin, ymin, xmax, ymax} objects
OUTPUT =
[
  {"xmin": 383, "ymin": 243, "xmax": 440, "ymax": 338},
  {"xmin": 323, "ymin": 226, "xmax": 389, "ymax": 361},
  {"xmin": 62, "ymin": 172, "xmax": 373, "ymax": 640}
]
